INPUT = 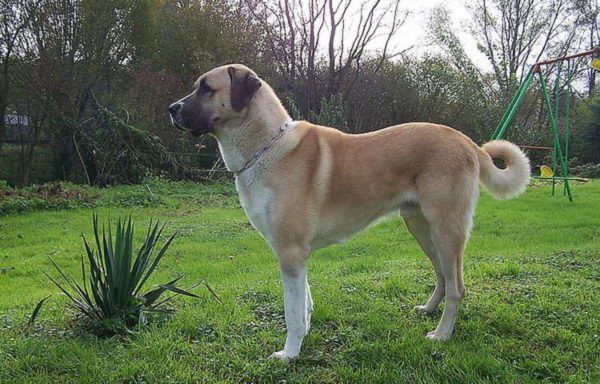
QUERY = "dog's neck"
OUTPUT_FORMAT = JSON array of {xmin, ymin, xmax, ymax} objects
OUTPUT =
[{"xmin": 214, "ymin": 88, "xmax": 291, "ymax": 174}]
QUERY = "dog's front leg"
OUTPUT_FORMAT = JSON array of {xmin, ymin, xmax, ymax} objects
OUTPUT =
[{"xmin": 270, "ymin": 249, "xmax": 309, "ymax": 362}]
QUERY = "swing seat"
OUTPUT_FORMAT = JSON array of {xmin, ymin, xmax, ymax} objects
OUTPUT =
[{"xmin": 540, "ymin": 165, "xmax": 554, "ymax": 178}]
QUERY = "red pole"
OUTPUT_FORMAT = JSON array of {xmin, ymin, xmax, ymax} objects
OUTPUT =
[{"xmin": 534, "ymin": 49, "xmax": 596, "ymax": 67}]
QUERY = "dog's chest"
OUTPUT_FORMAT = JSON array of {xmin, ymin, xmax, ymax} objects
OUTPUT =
[{"xmin": 235, "ymin": 178, "xmax": 275, "ymax": 244}]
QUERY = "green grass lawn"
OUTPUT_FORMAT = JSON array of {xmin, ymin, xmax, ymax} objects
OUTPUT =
[{"xmin": 1, "ymin": 180, "xmax": 599, "ymax": 383}]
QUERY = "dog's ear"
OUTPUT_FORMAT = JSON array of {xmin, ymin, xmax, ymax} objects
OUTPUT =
[{"xmin": 228, "ymin": 66, "xmax": 262, "ymax": 112}]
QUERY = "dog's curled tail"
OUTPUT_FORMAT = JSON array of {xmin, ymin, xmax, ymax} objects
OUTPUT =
[{"xmin": 477, "ymin": 140, "xmax": 531, "ymax": 200}]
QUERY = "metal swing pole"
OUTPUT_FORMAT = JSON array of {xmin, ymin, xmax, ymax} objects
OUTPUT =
[
  {"xmin": 490, "ymin": 68, "xmax": 533, "ymax": 140},
  {"xmin": 551, "ymin": 62, "xmax": 562, "ymax": 196},
  {"xmin": 537, "ymin": 68, "xmax": 573, "ymax": 201},
  {"xmin": 490, "ymin": 68, "xmax": 536, "ymax": 141},
  {"xmin": 489, "ymin": 48, "xmax": 597, "ymax": 201},
  {"xmin": 563, "ymin": 60, "xmax": 573, "ymax": 196}
]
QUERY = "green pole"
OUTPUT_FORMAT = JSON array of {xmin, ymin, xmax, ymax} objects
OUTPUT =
[
  {"xmin": 491, "ymin": 69, "xmax": 535, "ymax": 141},
  {"xmin": 538, "ymin": 71, "xmax": 573, "ymax": 201},
  {"xmin": 553, "ymin": 62, "xmax": 562, "ymax": 123},
  {"xmin": 551, "ymin": 63, "xmax": 562, "ymax": 196},
  {"xmin": 564, "ymin": 60, "xmax": 572, "ymax": 196},
  {"xmin": 490, "ymin": 68, "xmax": 533, "ymax": 140}
]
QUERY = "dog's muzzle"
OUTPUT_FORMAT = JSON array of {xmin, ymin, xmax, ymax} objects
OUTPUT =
[
  {"xmin": 168, "ymin": 102, "xmax": 186, "ymax": 130},
  {"xmin": 168, "ymin": 102, "xmax": 208, "ymax": 137}
]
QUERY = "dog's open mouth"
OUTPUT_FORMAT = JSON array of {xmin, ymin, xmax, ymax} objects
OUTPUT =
[
  {"xmin": 170, "ymin": 116, "xmax": 185, "ymax": 131},
  {"xmin": 171, "ymin": 118, "xmax": 206, "ymax": 137}
]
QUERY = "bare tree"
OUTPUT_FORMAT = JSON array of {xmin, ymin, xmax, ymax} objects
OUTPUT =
[
  {"xmin": 11, "ymin": 0, "xmax": 140, "ymax": 181},
  {"xmin": 244, "ymin": 0, "xmax": 407, "ymax": 115},
  {"xmin": 468, "ymin": 0, "xmax": 580, "ymax": 94},
  {"xmin": 0, "ymin": 0, "xmax": 40, "ymax": 154},
  {"xmin": 571, "ymin": 0, "xmax": 599, "ymax": 95}
]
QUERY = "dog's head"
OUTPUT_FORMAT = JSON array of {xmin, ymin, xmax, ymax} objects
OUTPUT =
[{"xmin": 168, "ymin": 64, "xmax": 262, "ymax": 137}]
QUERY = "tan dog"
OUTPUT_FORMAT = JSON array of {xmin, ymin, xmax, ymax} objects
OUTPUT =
[{"xmin": 169, "ymin": 64, "xmax": 530, "ymax": 361}]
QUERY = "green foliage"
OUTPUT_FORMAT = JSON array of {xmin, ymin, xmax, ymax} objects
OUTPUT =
[
  {"xmin": 77, "ymin": 97, "xmax": 185, "ymax": 185},
  {"xmin": 285, "ymin": 94, "xmax": 348, "ymax": 130},
  {"xmin": 38, "ymin": 214, "xmax": 217, "ymax": 336},
  {"xmin": 0, "ymin": 181, "xmax": 98, "ymax": 216},
  {"xmin": 4, "ymin": 0, "xmax": 599, "ymax": 190},
  {"xmin": 309, "ymin": 94, "xmax": 348, "ymax": 131},
  {"xmin": 0, "ymin": 144, "xmax": 59, "ymax": 186},
  {"xmin": 580, "ymin": 98, "xmax": 600, "ymax": 163},
  {"xmin": 571, "ymin": 163, "xmax": 600, "ymax": 178},
  {"xmin": 284, "ymin": 96, "xmax": 304, "ymax": 121},
  {"xmin": 0, "ymin": 180, "xmax": 12, "ymax": 193},
  {"xmin": 132, "ymin": 0, "xmax": 263, "ymax": 78},
  {"xmin": 0, "ymin": 196, "xmax": 88, "ymax": 216},
  {"xmin": 0, "ymin": 181, "xmax": 166, "ymax": 216},
  {"xmin": 343, "ymin": 57, "xmax": 498, "ymax": 138}
]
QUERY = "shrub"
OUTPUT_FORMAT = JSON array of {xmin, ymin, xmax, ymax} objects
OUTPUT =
[
  {"xmin": 75, "ymin": 98, "xmax": 185, "ymax": 185},
  {"xmin": 34, "ymin": 214, "xmax": 220, "ymax": 336},
  {"xmin": 0, "ymin": 180, "xmax": 12, "ymax": 193},
  {"xmin": 284, "ymin": 94, "xmax": 348, "ymax": 131},
  {"xmin": 0, "ymin": 181, "xmax": 98, "ymax": 215},
  {"xmin": 0, "ymin": 181, "xmax": 165, "ymax": 215},
  {"xmin": 570, "ymin": 163, "xmax": 600, "ymax": 179}
]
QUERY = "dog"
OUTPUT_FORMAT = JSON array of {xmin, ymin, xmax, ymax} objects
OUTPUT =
[{"xmin": 169, "ymin": 64, "xmax": 530, "ymax": 362}]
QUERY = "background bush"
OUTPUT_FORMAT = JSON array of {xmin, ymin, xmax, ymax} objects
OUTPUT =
[
  {"xmin": 1, "ymin": 0, "xmax": 598, "ymax": 187},
  {"xmin": 0, "ymin": 180, "xmax": 166, "ymax": 216},
  {"xmin": 571, "ymin": 163, "xmax": 600, "ymax": 178}
]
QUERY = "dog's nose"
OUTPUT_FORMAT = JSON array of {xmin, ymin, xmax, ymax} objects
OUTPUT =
[{"xmin": 168, "ymin": 103, "xmax": 182, "ymax": 114}]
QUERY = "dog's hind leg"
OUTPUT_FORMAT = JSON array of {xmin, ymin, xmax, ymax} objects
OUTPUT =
[
  {"xmin": 420, "ymin": 181, "xmax": 475, "ymax": 341},
  {"xmin": 414, "ymin": 171, "xmax": 477, "ymax": 341},
  {"xmin": 426, "ymin": 223, "xmax": 467, "ymax": 341},
  {"xmin": 403, "ymin": 214, "xmax": 445, "ymax": 315},
  {"xmin": 270, "ymin": 247, "xmax": 310, "ymax": 362}
]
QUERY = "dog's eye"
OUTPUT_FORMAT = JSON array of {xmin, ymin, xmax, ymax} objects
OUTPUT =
[{"xmin": 199, "ymin": 81, "xmax": 214, "ymax": 96}]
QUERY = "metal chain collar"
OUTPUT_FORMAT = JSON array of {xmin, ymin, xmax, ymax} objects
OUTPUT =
[{"xmin": 233, "ymin": 119, "xmax": 295, "ymax": 178}]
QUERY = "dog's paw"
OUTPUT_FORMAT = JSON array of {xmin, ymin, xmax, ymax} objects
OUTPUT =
[
  {"xmin": 269, "ymin": 350, "xmax": 298, "ymax": 363},
  {"xmin": 426, "ymin": 330, "xmax": 451, "ymax": 341},
  {"xmin": 413, "ymin": 305, "xmax": 436, "ymax": 315}
]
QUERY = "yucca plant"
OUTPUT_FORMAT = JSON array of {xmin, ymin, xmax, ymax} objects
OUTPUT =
[{"xmin": 34, "ymin": 214, "xmax": 220, "ymax": 335}]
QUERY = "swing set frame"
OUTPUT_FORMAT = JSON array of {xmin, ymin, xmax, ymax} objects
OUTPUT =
[{"xmin": 490, "ymin": 48, "xmax": 597, "ymax": 202}]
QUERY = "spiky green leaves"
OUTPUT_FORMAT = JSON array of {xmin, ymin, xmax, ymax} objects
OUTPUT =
[{"xmin": 32, "ymin": 214, "xmax": 219, "ymax": 335}]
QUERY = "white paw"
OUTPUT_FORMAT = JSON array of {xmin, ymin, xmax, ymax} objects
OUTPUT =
[
  {"xmin": 426, "ymin": 330, "xmax": 451, "ymax": 341},
  {"xmin": 269, "ymin": 350, "xmax": 298, "ymax": 363},
  {"xmin": 413, "ymin": 305, "xmax": 435, "ymax": 315}
]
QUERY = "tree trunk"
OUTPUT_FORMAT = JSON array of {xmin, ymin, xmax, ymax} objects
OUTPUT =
[
  {"xmin": 1, "ymin": 56, "xmax": 11, "ymax": 156},
  {"xmin": 0, "ymin": 83, "xmax": 7, "ymax": 155},
  {"xmin": 0, "ymin": 108, "xmax": 5, "ymax": 155},
  {"xmin": 22, "ymin": 141, "xmax": 35, "ymax": 186}
]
